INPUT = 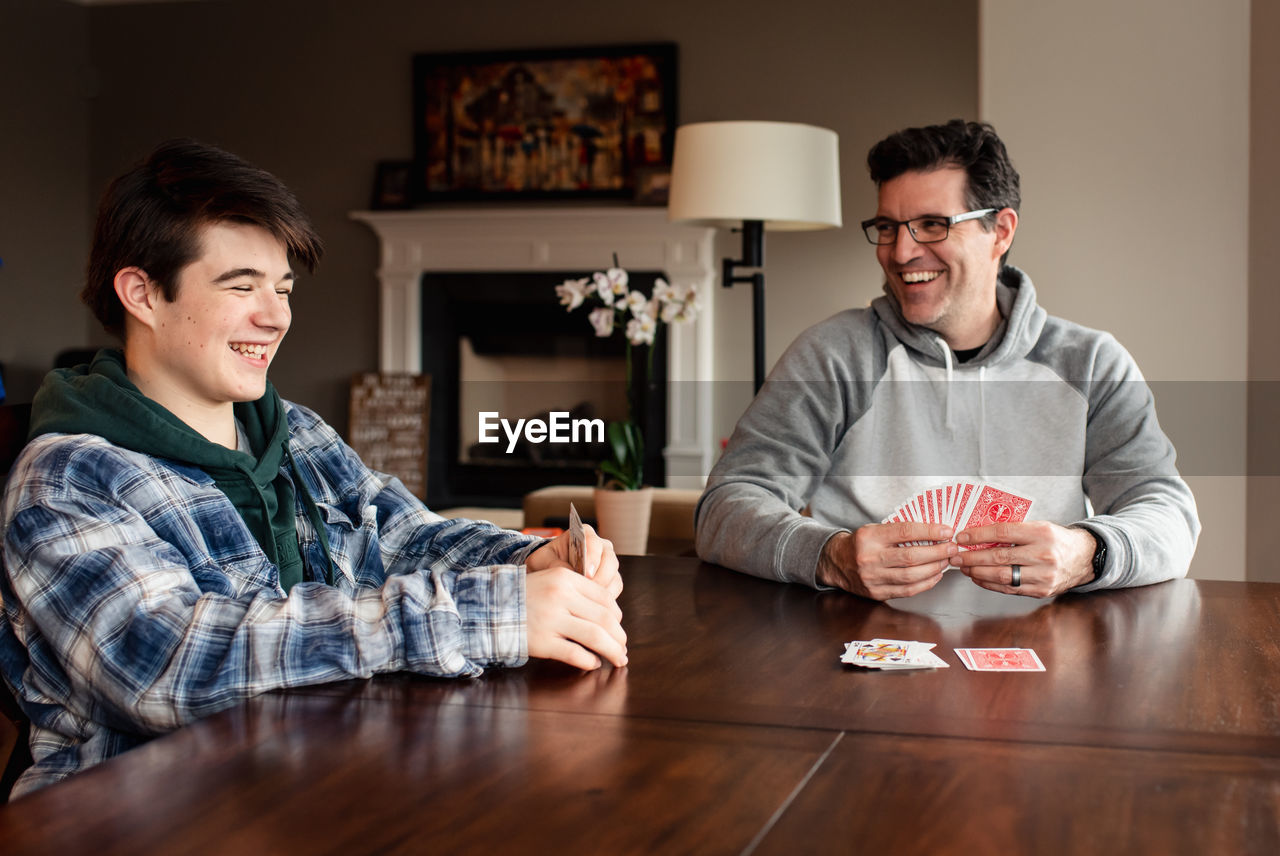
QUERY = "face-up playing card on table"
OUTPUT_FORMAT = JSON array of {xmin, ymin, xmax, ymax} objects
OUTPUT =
[
  {"xmin": 954, "ymin": 647, "xmax": 1045, "ymax": 671},
  {"xmin": 841, "ymin": 638, "xmax": 950, "ymax": 670},
  {"xmin": 846, "ymin": 639, "xmax": 908, "ymax": 665}
]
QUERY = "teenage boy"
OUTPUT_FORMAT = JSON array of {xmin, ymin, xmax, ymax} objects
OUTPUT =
[{"xmin": 0, "ymin": 140, "xmax": 626, "ymax": 796}]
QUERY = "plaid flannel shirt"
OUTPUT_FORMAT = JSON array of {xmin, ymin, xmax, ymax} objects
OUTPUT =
[{"xmin": 0, "ymin": 401, "xmax": 537, "ymax": 796}]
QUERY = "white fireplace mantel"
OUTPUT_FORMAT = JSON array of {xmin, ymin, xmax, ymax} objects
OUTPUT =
[{"xmin": 351, "ymin": 206, "xmax": 717, "ymax": 489}]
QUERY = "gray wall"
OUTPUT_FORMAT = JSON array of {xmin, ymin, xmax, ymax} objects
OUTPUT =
[
  {"xmin": 981, "ymin": 0, "xmax": 1250, "ymax": 584},
  {"xmin": 0, "ymin": 0, "xmax": 92, "ymax": 403},
  {"xmin": 1250, "ymin": 0, "xmax": 1280, "ymax": 582}
]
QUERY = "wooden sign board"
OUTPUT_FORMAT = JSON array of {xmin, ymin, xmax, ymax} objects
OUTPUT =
[{"xmin": 347, "ymin": 373, "xmax": 431, "ymax": 500}]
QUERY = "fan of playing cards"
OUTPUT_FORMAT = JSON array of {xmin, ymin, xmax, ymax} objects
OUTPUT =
[{"xmin": 882, "ymin": 481, "xmax": 1034, "ymax": 548}]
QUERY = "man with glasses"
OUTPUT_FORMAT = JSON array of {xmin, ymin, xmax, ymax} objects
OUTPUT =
[{"xmin": 695, "ymin": 119, "xmax": 1199, "ymax": 600}]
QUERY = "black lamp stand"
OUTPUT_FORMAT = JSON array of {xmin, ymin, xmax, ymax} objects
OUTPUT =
[{"xmin": 721, "ymin": 219, "xmax": 767, "ymax": 393}]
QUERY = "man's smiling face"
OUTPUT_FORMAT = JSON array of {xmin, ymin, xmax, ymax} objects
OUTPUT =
[{"xmin": 875, "ymin": 166, "xmax": 1015, "ymax": 349}]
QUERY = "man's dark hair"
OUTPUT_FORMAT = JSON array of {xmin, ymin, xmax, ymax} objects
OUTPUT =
[
  {"xmin": 867, "ymin": 119, "xmax": 1021, "ymax": 244},
  {"xmin": 83, "ymin": 139, "xmax": 324, "ymax": 336}
]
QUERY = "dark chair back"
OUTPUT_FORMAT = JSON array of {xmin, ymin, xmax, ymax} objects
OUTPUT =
[
  {"xmin": 53, "ymin": 349, "xmax": 98, "ymax": 370},
  {"xmin": 0, "ymin": 686, "xmax": 28, "ymax": 801},
  {"xmin": 0, "ymin": 403, "xmax": 33, "ymax": 799},
  {"xmin": 1, "ymin": 403, "xmax": 32, "ymax": 480}
]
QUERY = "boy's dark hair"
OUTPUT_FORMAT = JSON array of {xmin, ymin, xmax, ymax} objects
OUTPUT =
[
  {"xmin": 866, "ymin": 119, "xmax": 1021, "ymax": 236},
  {"xmin": 83, "ymin": 139, "xmax": 324, "ymax": 336}
]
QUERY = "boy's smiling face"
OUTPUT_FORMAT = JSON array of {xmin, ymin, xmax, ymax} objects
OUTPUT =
[{"xmin": 140, "ymin": 220, "xmax": 294, "ymax": 415}]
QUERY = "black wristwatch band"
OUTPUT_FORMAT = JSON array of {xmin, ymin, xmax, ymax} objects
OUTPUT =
[
  {"xmin": 1072, "ymin": 525, "xmax": 1107, "ymax": 585},
  {"xmin": 1088, "ymin": 530, "xmax": 1107, "ymax": 582}
]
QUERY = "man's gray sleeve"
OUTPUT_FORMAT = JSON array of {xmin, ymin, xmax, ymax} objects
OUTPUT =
[
  {"xmin": 1069, "ymin": 336, "xmax": 1200, "ymax": 591},
  {"xmin": 695, "ymin": 327, "xmax": 865, "ymax": 587}
]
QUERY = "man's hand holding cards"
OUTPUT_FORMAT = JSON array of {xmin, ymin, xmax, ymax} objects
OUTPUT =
[
  {"xmin": 877, "ymin": 482, "xmax": 1101, "ymax": 598},
  {"xmin": 881, "ymin": 481, "xmax": 1034, "ymax": 549},
  {"xmin": 818, "ymin": 482, "xmax": 1036, "ymax": 600}
]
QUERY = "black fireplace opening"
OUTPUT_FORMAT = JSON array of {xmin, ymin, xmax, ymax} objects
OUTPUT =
[{"xmin": 422, "ymin": 271, "xmax": 668, "ymax": 509}]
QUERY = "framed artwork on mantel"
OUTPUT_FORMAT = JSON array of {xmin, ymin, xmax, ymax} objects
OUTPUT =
[{"xmin": 412, "ymin": 43, "xmax": 677, "ymax": 203}]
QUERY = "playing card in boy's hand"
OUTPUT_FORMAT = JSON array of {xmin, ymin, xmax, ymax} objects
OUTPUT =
[{"xmin": 568, "ymin": 503, "xmax": 585, "ymax": 575}]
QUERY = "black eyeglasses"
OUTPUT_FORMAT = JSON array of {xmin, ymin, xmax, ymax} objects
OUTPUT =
[{"xmin": 859, "ymin": 208, "xmax": 997, "ymax": 245}]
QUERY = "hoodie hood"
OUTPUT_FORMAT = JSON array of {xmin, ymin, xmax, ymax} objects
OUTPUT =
[
  {"xmin": 31, "ymin": 349, "xmax": 288, "ymax": 481},
  {"xmin": 869, "ymin": 266, "xmax": 1049, "ymax": 475},
  {"xmin": 871, "ymin": 265, "xmax": 1047, "ymax": 367},
  {"xmin": 29, "ymin": 349, "xmax": 326, "ymax": 592}
]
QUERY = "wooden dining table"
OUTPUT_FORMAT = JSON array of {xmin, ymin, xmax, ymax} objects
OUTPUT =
[{"xmin": 1, "ymin": 555, "xmax": 1277, "ymax": 854}]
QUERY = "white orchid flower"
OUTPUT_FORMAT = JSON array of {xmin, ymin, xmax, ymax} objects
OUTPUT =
[
  {"xmin": 588, "ymin": 306, "xmax": 615, "ymax": 337},
  {"xmin": 626, "ymin": 313, "xmax": 656, "ymax": 346},
  {"xmin": 593, "ymin": 271, "xmax": 616, "ymax": 307},
  {"xmin": 559, "ymin": 267, "xmax": 698, "ymax": 344},
  {"xmin": 660, "ymin": 283, "xmax": 700, "ymax": 323},
  {"xmin": 555, "ymin": 277, "xmax": 590, "ymax": 310},
  {"xmin": 605, "ymin": 267, "xmax": 629, "ymax": 292},
  {"xmin": 594, "ymin": 267, "xmax": 629, "ymax": 305},
  {"xmin": 678, "ymin": 285, "xmax": 700, "ymax": 321},
  {"xmin": 626, "ymin": 290, "xmax": 648, "ymax": 316}
]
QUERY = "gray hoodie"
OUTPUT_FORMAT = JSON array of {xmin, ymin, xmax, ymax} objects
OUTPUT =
[{"xmin": 695, "ymin": 266, "xmax": 1200, "ymax": 591}]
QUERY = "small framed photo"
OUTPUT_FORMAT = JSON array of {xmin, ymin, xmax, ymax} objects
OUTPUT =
[{"xmin": 370, "ymin": 160, "xmax": 414, "ymax": 210}]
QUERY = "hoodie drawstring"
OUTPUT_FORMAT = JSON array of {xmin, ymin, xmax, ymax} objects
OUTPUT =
[
  {"xmin": 978, "ymin": 365, "xmax": 988, "ymax": 479},
  {"xmin": 936, "ymin": 336, "xmax": 989, "ymax": 476},
  {"xmin": 936, "ymin": 337, "xmax": 955, "ymax": 431}
]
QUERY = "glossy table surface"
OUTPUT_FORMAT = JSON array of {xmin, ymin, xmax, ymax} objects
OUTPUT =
[{"xmin": 2, "ymin": 558, "xmax": 1278, "ymax": 854}]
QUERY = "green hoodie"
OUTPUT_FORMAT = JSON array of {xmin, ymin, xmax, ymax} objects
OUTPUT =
[{"xmin": 29, "ymin": 349, "xmax": 332, "ymax": 592}]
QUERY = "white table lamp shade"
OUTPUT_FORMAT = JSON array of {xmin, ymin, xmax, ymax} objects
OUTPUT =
[{"xmin": 667, "ymin": 121, "xmax": 842, "ymax": 231}]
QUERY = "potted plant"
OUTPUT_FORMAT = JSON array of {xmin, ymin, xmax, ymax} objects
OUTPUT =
[{"xmin": 555, "ymin": 263, "xmax": 699, "ymax": 553}]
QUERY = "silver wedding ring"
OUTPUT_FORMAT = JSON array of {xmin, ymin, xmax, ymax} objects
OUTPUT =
[{"xmin": 1011, "ymin": 564, "xmax": 1022, "ymax": 587}]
